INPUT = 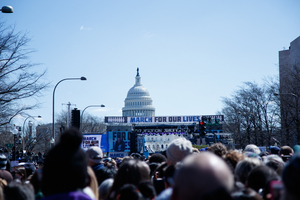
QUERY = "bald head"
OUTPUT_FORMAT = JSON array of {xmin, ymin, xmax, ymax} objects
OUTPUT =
[{"xmin": 171, "ymin": 152, "xmax": 234, "ymax": 200}]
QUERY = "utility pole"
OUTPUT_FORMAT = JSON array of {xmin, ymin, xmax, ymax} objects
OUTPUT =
[{"xmin": 62, "ymin": 102, "xmax": 76, "ymax": 129}]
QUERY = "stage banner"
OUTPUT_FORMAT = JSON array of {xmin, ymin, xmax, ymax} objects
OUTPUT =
[
  {"xmin": 107, "ymin": 131, "xmax": 131, "ymax": 152},
  {"xmin": 81, "ymin": 134, "xmax": 108, "ymax": 152},
  {"xmin": 108, "ymin": 152, "xmax": 129, "ymax": 158}
]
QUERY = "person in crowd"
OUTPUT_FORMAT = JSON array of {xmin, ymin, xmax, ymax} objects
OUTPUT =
[
  {"xmin": 99, "ymin": 178, "xmax": 114, "ymax": 200},
  {"xmin": 152, "ymin": 162, "xmax": 168, "ymax": 196},
  {"xmin": 106, "ymin": 159, "xmax": 150, "ymax": 199},
  {"xmin": 18, "ymin": 162, "xmax": 36, "ymax": 182},
  {"xmin": 29, "ymin": 169, "xmax": 43, "ymax": 200},
  {"xmin": 263, "ymin": 154, "xmax": 285, "ymax": 176},
  {"xmin": 149, "ymin": 154, "xmax": 167, "ymax": 164},
  {"xmin": 11, "ymin": 166, "xmax": 27, "ymax": 183},
  {"xmin": 245, "ymin": 165, "xmax": 279, "ymax": 193},
  {"xmin": 86, "ymin": 146, "xmax": 105, "ymax": 173},
  {"xmin": 207, "ymin": 142, "xmax": 227, "ymax": 158},
  {"xmin": 114, "ymin": 135, "xmax": 125, "ymax": 152},
  {"xmin": 244, "ymin": 144, "xmax": 261, "ymax": 155},
  {"xmin": 292, "ymin": 145, "xmax": 300, "ymax": 153},
  {"xmin": 138, "ymin": 181, "xmax": 157, "ymax": 200},
  {"xmin": 224, "ymin": 150, "xmax": 244, "ymax": 175},
  {"xmin": 117, "ymin": 184, "xmax": 144, "ymax": 200},
  {"xmin": 166, "ymin": 137, "xmax": 193, "ymax": 165},
  {"xmin": 192, "ymin": 147, "xmax": 200, "ymax": 154},
  {"xmin": 3, "ymin": 181, "xmax": 35, "ymax": 200},
  {"xmin": 148, "ymin": 154, "xmax": 167, "ymax": 180},
  {"xmin": 282, "ymin": 151, "xmax": 300, "ymax": 200},
  {"xmin": 86, "ymin": 146, "xmax": 116, "ymax": 187},
  {"xmin": 269, "ymin": 146, "xmax": 280, "ymax": 155},
  {"xmin": 231, "ymin": 188, "xmax": 263, "ymax": 200},
  {"xmin": 170, "ymin": 152, "xmax": 234, "ymax": 200},
  {"xmin": 41, "ymin": 128, "xmax": 94, "ymax": 200},
  {"xmin": 234, "ymin": 157, "xmax": 262, "ymax": 188},
  {"xmin": 84, "ymin": 166, "xmax": 99, "ymax": 200},
  {"xmin": 279, "ymin": 145, "xmax": 294, "ymax": 162},
  {"xmin": 0, "ymin": 184, "xmax": 3, "ymax": 200},
  {"xmin": 0, "ymin": 154, "xmax": 13, "ymax": 184},
  {"xmin": 155, "ymin": 164, "xmax": 177, "ymax": 200}
]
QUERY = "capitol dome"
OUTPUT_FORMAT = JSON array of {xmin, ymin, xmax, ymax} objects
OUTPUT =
[{"xmin": 122, "ymin": 68, "xmax": 155, "ymax": 117}]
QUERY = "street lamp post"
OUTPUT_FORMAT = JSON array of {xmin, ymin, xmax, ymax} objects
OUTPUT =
[
  {"xmin": 80, "ymin": 104, "xmax": 105, "ymax": 132},
  {"xmin": 1, "ymin": 6, "xmax": 13, "ymax": 13},
  {"xmin": 52, "ymin": 77, "xmax": 87, "ymax": 143},
  {"xmin": 274, "ymin": 92, "xmax": 299, "ymax": 144},
  {"xmin": 12, "ymin": 126, "xmax": 18, "ymax": 161},
  {"xmin": 22, "ymin": 116, "xmax": 41, "ymax": 153}
]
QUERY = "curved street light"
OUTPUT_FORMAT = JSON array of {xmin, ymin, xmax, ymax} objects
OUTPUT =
[
  {"xmin": 80, "ymin": 104, "xmax": 105, "ymax": 132},
  {"xmin": 1, "ymin": 6, "xmax": 13, "ymax": 13},
  {"xmin": 22, "ymin": 115, "xmax": 42, "ymax": 153},
  {"xmin": 52, "ymin": 77, "xmax": 87, "ymax": 143}
]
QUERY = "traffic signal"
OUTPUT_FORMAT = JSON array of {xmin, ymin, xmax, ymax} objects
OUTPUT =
[
  {"xmin": 199, "ymin": 121, "xmax": 206, "ymax": 137},
  {"xmin": 71, "ymin": 108, "xmax": 80, "ymax": 130}
]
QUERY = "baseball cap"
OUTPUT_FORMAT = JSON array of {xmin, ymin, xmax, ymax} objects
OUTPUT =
[{"xmin": 86, "ymin": 146, "xmax": 103, "ymax": 164}]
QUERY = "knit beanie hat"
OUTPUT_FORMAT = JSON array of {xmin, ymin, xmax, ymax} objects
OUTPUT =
[
  {"xmin": 41, "ymin": 128, "xmax": 88, "ymax": 196},
  {"xmin": 0, "ymin": 154, "xmax": 7, "ymax": 170},
  {"xmin": 166, "ymin": 137, "xmax": 193, "ymax": 165}
]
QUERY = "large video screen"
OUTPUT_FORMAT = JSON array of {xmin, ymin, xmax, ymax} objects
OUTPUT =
[{"xmin": 107, "ymin": 131, "xmax": 131, "ymax": 153}]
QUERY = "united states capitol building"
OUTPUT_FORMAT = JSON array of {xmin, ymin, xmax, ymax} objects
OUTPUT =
[{"xmin": 122, "ymin": 68, "xmax": 155, "ymax": 117}]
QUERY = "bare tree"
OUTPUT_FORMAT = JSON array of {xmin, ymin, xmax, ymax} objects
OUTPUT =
[
  {"xmin": 56, "ymin": 110, "xmax": 106, "ymax": 133},
  {"xmin": 0, "ymin": 22, "xmax": 49, "ymax": 128},
  {"xmin": 81, "ymin": 114, "xmax": 106, "ymax": 133},
  {"xmin": 221, "ymin": 77, "xmax": 280, "ymax": 148}
]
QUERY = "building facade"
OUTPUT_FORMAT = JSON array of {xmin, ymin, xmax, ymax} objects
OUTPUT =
[{"xmin": 278, "ymin": 36, "xmax": 300, "ymax": 146}]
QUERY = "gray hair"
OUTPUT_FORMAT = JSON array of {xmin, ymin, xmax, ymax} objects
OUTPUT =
[{"xmin": 244, "ymin": 144, "xmax": 261, "ymax": 155}]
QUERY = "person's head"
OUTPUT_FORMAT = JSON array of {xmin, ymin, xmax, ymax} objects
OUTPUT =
[
  {"xmin": 86, "ymin": 146, "xmax": 103, "ymax": 166},
  {"xmin": 246, "ymin": 165, "xmax": 279, "ymax": 193},
  {"xmin": 117, "ymin": 184, "xmax": 144, "ymax": 200},
  {"xmin": 235, "ymin": 157, "xmax": 262, "ymax": 185},
  {"xmin": 171, "ymin": 152, "xmax": 234, "ymax": 200},
  {"xmin": 96, "ymin": 164, "xmax": 117, "ymax": 186},
  {"xmin": 244, "ymin": 144, "xmax": 261, "ymax": 155},
  {"xmin": 279, "ymin": 145, "xmax": 294, "ymax": 162},
  {"xmin": 166, "ymin": 137, "xmax": 193, "ymax": 165},
  {"xmin": 3, "ymin": 181, "xmax": 35, "ymax": 200},
  {"xmin": 207, "ymin": 142, "xmax": 227, "ymax": 158},
  {"xmin": 99, "ymin": 178, "xmax": 114, "ymax": 200},
  {"xmin": 263, "ymin": 154, "xmax": 285, "ymax": 176},
  {"xmin": 293, "ymin": 145, "xmax": 300, "ymax": 153},
  {"xmin": 0, "ymin": 169, "xmax": 13, "ymax": 184},
  {"xmin": 269, "ymin": 146, "xmax": 280, "ymax": 155},
  {"xmin": 18, "ymin": 162, "xmax": 35, "ymax": 179},
  {"xmin": 107, "ymin": 159, "xmax": 150, "ymax": 199},
  {"xmin": 149, "ymin": 153, "xmax": 167, "ymax": 164},
  {"xmin": 138, "ymin": 181, "xmax": 156, "ymax": 199},
  {"xmin": 0, "ymin": 154, "xmax": 7, "ymax": 170},
  {"xmin": 224, "ymin": 150, "xmax": 244, "ymax": 174},
  {"xmin": 41, "ymin": 128, "xmax": 88, "ymax": 196},
  {"xmin": 282, "ymin": 151, "xmax": 300, "ymax": 200},
  {"xmin": 11, "ymin": 166, "xmax": 27, "ymax": 183}
]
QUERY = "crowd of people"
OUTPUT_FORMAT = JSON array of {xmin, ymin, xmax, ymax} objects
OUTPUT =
[{"xmin": 0, "ymin": 128, "xmax": 300, "ymax": 200}]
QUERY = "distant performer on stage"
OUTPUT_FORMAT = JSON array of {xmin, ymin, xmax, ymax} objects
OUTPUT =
[{"xmin": 114, "ymin": 135, "xmax": 125, "ymax": 152}]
